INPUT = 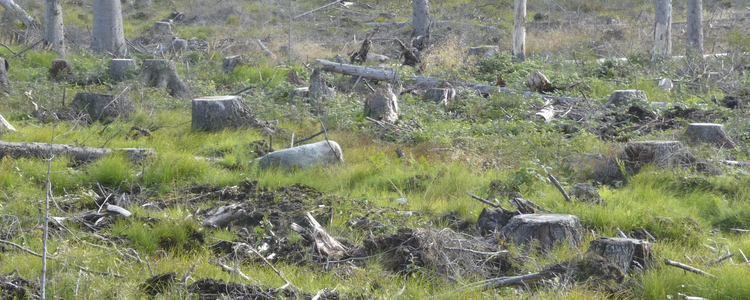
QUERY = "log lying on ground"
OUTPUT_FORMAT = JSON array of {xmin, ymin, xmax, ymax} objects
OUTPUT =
[
  {"xmin": 0, "ymin": 113, "xmax": 17, "ymax": 133},
  {"xmin": 587, "ymin": 237, "xmax": 654, "ymax": 273},
  {"xmin": 500, "ymin": 214, "xmax": 583, "ymax": 250},
  {"xmin": 71, "ymin": 92, "xmax": 135, "ymax": 121},
  {"xmin": 316, "ymin": 59, "xmax": 585, "ymax": 102},
  {"xmin": 254, "ymin": 140, "xmax": 343, "ymax": 170},
  {"xmin": 140, "ymin": 59, "xmax": 189, "ymax": 98},
  {"xmin": 191, "ymin": 96, "xmax": 264, "ymax": 131},
  {"xmin": 0, "ymin": 57, "xmax": 9, "ymax": 90},
  {"xmin": 0, "ymin": 141, "xmax": 153, "ymax": 163},
  {"xmin": 684, "ymin": 123, "xmax": 736, "ymax": 148},
  {"xmin": 106, "ymin": 59, "xmax": 138, "ymax": 80}
]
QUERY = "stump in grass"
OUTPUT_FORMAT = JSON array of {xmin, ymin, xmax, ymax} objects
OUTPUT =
[
  {"xmin": 308, "ymin": 67, "xmax": 335, "ymax": 101},
  {"xmin": 71, "ymin": 92, "xmax": 135, "ymax": 121},
  {"xmin": 106, "ymin": 59, "xmax": 137, "ymax": 80},
  {"xmin": 49, "ymin": 59, "xmax": 74, "ymax": 82},
  {"xmin": 468, "ymin": 45, "xmax": 499, "ymax": 60},
  {"xmin": 623, "ymin": 141, "xmax": 694, "ymax": 172},
  {"xmin": 191, "ymin": 96, "xmax": 260, "ymax": 131},
  {"xmin": 140, "ymin": 59, "xmax": 189, "ymax": 98},
  {"xmin": 476, "ymin": 207, "xmax": 520, "ymax": 236},
  {"xmin": 604, "ymin": 90, "xmax": 648, "ymax": 108},
  {"xmin": 501, "ymin": 214, "xmax": 583, "ymax": 250},
  {"xmin": 424, "ymin": 88, "xmax": 455, "ymax": 106},
  {"xmin": 255, "ymin": 140, "xmax": 343, "ymax": 170},
  {"xmin": 684, "ymin": 123, "xmax": 736, "ymax": 149},
  {"xmin": 587, "ymin": 237, "xmax": 654, "ymax": 273},
  {"xmin": 222, "ymin": 56, "xmax": 242, "ymax": 74},
  {"xmin": 365, "ymin": 84, "xmax": 399, "ymax": 124},
  {"xmin": 0, "ymin": 57, "xmax": 9, "ymax": 90}
]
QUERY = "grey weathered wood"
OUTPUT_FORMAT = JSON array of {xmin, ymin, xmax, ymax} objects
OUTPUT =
[
  {"xmin": 308, "ymin": 67, "xmax": 335, "ymax": 101},
  {"xmin": 664, "ymin": 258, "xmax": 716, "ymax": 277},
  {"xmin": 0, "ymin": 0, "xmax": 40, "ymax": 29},
  {"xmin": 365, "ymin": 84, "xmax": 399, "ymax": 124},
  {"xmin": 624, "ymin": 141, "xmax": 691, "ymax": 167},
  {"xmin": 140, "ymin": 60, "xmax": 189, "ymax": 98},
  {"xmin": 203, "ymin": 204, "xmax": 245, "ymax": 228},
  {"xmin": 92, "ymin": 0, "xmax": 127, "ymax": 57},
  {"xmin": 191, "ymin": 96, "xmax": 258, "ymax": 131},
  {"xmin": 106, "ymin": 59, "xmax": 137, "ymax": 80},
  {"xmin": 527, "ymin": 70, "xmax": 552, "ymax": 93},
  {"xmin": 222, "ymin": 56, "xmax": 242, "ymax": 74},
  {"xmin": 588, "ymin": 237, "xmax": 654, "ymax": 273},
  {"xmin": 71, "ymin": 92, "xmax": 135, "ymax": 121},
  {"xmin": 513, "ymin": 0, "xmax": 526, "ymax": 62},
  {"xmin": 255, "ymin": 140, "xmax": 344, "ymax": 170},
  {"xmin": 500, "ymin": 214, "xmax": 583, "ymax": 250},
  {"xmin": 44, "ymin": 0, "xmax": 65, "ymax": 57},
  {"xmin": 684, "ymin": 123, "xmax": 736, "ymax": 148},
  {"xmin": 411, "ymin": 0, "xmax": 430, "ymax": 38},
  {"xmin": 652, "ymin": 0, "xmax": 672, "ymax": 63},
  {"xmin": 134, "ymin": 0, "xmax": 151, "ymax": 8},
  {"xmin": 477, "ymin": 207, "xmax": 519, "ymax": 235},
  {"xmin": 366, "ymin": 53, "xmax": 390, "ymax": 63},
  {"xmin": 0, "ymin": 57, "xmax": 8, "ymax": 90},
  {"xmin": 0, "ymin": 113, "xmax": 16, "ymax": 132},
  {"xmin": 686, "ymin": 0, "xmax": 703, "ymax": 58},
  {"xmin": 257, "ymin": 40, "xmax": 277, "ymax": 60},
  {"xmin": 423, "ymin": 88, "xmax": 455, "ymax": 106},
  {"xmin": 106, "ymin": 204, "xmax": 131, "ymax": 217},
  {"xmin": 658, "ymin": 78, "xmax": 673, "ymax": 92},
  {"xmin": 604, "ymin": 90, "xmax": 648, "ymax": 108},
  {"xmin": 569, "ymin": 183, "xmax": 603, "ymax": 203},
  {"xmin": 468, "ymin": 45, "xmax": 499, "ymax": 60},
  {"xmin": 0, "ymin": 141, "xmax": 153, "ymax": 163}
]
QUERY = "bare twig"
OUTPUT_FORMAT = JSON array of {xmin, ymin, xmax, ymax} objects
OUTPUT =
[
  {"xmin": 293, "ymin": 130, "xmax": 325, "ymax": 145},
  {"xmin": 0, "ymin": 42, "xmax": 17, "ymax": 55},
  {"xmin": 0, "ymin": 239, "xmax": 47, "ymax": 258},
  {"xmin": 76, "ymin": 266, "xmax": 125, "ymax": 278},
  {"xmin": 212, "ymin": 261, "xmax": 251, "ymax": 282},
  {"xmin": 738, "ymin": 248, "xmax": 749, "ymax": 263},
  {"xmin": 241, "ymin": 243, "xmax": 296, "ymax": 289},
  {"xmin": 710, "ymin": 253, "xmax": 734, "ymax": 265},
  {"xmin": 466, "ymin": 193, "xmax": 501, "ymax": 209},
  {"xmin": 548, "ymin": 173, "xmax": 572, "ymax": 202},
  {"xmin": 663, "ymin": 259, "xmax": 716, "ymax": 278}
]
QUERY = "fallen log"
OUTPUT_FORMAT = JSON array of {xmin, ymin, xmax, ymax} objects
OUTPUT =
[
  {"xmin": 316, "ymin": 59, "xmax": 586, "ymax": 103},
  {"xmin": 663, "ymin": 258, "xmax": 716, "ymax": 278},
  {"xmin": 0, "ymin": 141, "xmax": 153, "ymax": 163}
]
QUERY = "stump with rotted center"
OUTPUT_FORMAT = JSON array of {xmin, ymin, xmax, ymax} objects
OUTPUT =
[
  {"xmin": 140, "ymin": 59, "xmax": 189, "ymax": 98},
  {"xmin": 500, "ymin": 214, "xmax": 583, "ymax": 250},
  {"xmin": 587, "ymin": 237, "xmax": 654, "ymax": 273}
]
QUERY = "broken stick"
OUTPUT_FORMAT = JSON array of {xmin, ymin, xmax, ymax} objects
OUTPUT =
[{"xmin": 663, "ymin": 258, "xmax": 716, "ymax": 278}]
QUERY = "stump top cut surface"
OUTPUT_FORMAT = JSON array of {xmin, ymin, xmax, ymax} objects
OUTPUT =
[
  {"xmin": 593, "ymin": 237, "xmax": 648, "ymax": 244},
  {"xmin": 193, "ymin": 96, "xmax": 240, "ymax": 101},
  {"xmin": 688, "ymin": 123, "xmax": 722, "ymax": 127},
  {"xmin": 513, "ymin": 214, "xmax": 579, "ymax": 222}
]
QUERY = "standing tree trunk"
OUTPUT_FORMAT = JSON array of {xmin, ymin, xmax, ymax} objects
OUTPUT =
[
  {"xmin": 686, "ymin": 0, "xmax": 703, "ymax": 58},
  {"xmin": 0, "ymin": 0, "xmax": 40, "ymax": 30},
  {"xmin": 513, "ymin": 0, "xmax": 526, "ymax": 62},
  {"xmin": 0, "ymin": 57, "xmax": 9, "ymax": 90},
  {"xmin": 412, "ymin": 0, "xmax": 430, "ymax": 38},
  {"xmin": 652, "ymin": 0, "xmax": 672, "ymax": 63},
  {"xmin": 44, "ymin": 0, "xmax": 65, "ymax": 57},
  {"xmin": 91, "ymin": 0, "xmax": 127, "ymax": 57}
]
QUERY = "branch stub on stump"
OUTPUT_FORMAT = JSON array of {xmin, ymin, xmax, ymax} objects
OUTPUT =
[{"xmin": 501, "ymin": 214, "xmax": 583, "ymax": 251}]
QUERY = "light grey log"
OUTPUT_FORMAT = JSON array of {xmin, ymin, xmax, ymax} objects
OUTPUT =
[
  {"xmin": 191, "ymin": 96, "xmax": 258, "ymax": 131},
  {"xmin": 0, "ymin": 0, "xmax": 39, "ymax": 29},
  {"xmin": 71, "ymin": 92, "xmax": 135, "ymax": 121},
  {"xmin": 308, "ymin": 67, "xmax": 335, "ymax": 101},
  {"xmin": 652, "ymin": 0, "xmax": 672, "ymax": 63},
  {"xmin": 140, "ymin": 59, "xmax": 189, "ymax": 98},
  {"xmin": 0, "ymin": 57, "xmax": 8, "ymax": 90},
  {"xmin": 684, "ymin": 123, "xmax": 736, "ymax": 148},
  {"xmin": 423, "ymin": 88, "xmax": 455, "ymax": 106},
  {"xmin": 44, "ymin": 0, "xmax": 65, "ymax": 57},
  {"xmin": 411, "ymin": 0, "xmax": 430, "ymax": 38},
  {"xmin": 222, "ymin": 56, "xmax": 242, "ymax": 74},
  {"xmin": 535, "ymin": 104, "xmax": 554, "ymax": 122},
  {"xmin": 513, "ymin": 0, "xmax": 526, "ymax": 62},
  {"xmin": 203, "ymin": 204, "xmax": 245, "ymax": 228},
  {"xmin": 106, "ymin": 59, "xmax": 137, "ymax": 80},
  {"xmin": 0, "ymin": 112, "xmax": 17, "ymax": 132},
  {"xmin": 366, "ymin": 53, "xmax": 390, "ymax": 63},
  {"xmin": 686, "ymin": 0, "xmax": 703, "ymax": 58},
  {"xmin": 365, "ymin": 84, "xmax": 399, "ymax": 124},
  {"xmin": 587, "ymin": 237, "xmax": 654, "ymax": 273},
  {"xmin": 0, "ymin": 141, "xmax": 153, "ymax": 163},
  {"xmin": 106, "ymin": 204, "xmax": 131, "ymax": 217},
  {"xmin": 255, "ymin": 140, "xmax": 343, "ymax": 170},
  {"xmin": 500, "ymin": 214, "xmax": 584, "ymax": 250},
  {"xmin": 257, "ymin": 40, "xmax": 276, "ymax": 60},
  {"xmin": 92, "ymin": 0, "xmax": 127, "ymax": 57},
  {"xmin": 604, "ymin": 90, "xmax": 648, "ymax": 108}
]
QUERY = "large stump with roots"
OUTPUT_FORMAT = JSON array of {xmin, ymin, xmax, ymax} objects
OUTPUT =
[
  {"xmin": 365, "ymin": 84, "xmax": 399, "ymax": 124},
  {"xmin": 605, "ymin": 90, "xmax": 648, "ymax": 108},
  {"xmin": 191, "ymin": 96, "xmax": 259, "ymax": 131},
  {"xmin": 587, "ymin": 237, "xmax": 654, "ymax": 273},
  {"xmin": 107, "ymin": 59, "xmax": 138, "ymax": 80},
  {"xmin": 501, "ymin": 214, "xmax": 583, "ymax": 250},
  {"xmin": 684, "ymin": 123, "xmax": 736, "ymax": 148},
  {"xmin": 71, "ymin": 92, "xmax": 135, "ymax": 121},
  {"xmin": 255, "ymin": 141, "xmax": 344, "ymax": 170},
  {"xmin": 140, "ymin": 59, "xmax": 189, "ymax": 98},
  {"xmin": 0, "ymin": 57, "xmax": 9, "ymax": 90}
]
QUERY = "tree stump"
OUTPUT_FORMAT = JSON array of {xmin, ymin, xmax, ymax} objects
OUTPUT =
[
  {"xmin": 308, "ymin": 67, "xmax": 335, "ymax": 101},
  {"xmin": 476, "ymin": 207, "xmax": 520, "ymax": 236},
  {"xmin": 49, "ymin": 59, "xmax": 74, "ymax": 81},
  {"xmin": 624, "ymin": 141, "xmax": 693, "ymax": 170},
  {"xmin": 222, "ymin": 56, "xmax": 242, "ymax": 74},
  {"xmin": 604, "ymin": 90, "xmax": 648, "ymax": 108},
  {"xmin": 255, "ymin": 140, "xmax": 344, "ymax": 170},
  {"xmin": 151, "ymin": 21, "xmax": 173, "ymax": 36},
  {"xmin": 140, "ymin": 59, "xmax": 189, "ymax": 98},
  {"xmin": 0, "ymin": 57, "xmax": 8, "ymax": 90},
  {"xmin": 134, "ymin": 0, "xmax": 151, "ymax": 8},
  {"xmin": 500, "ymin": 214, "xmax": 583, "ymax": 250},
  {"xmin": 468, "ymin": 45, "xmax": 499, "ymax": 60},
  {"xmin": 526, "ymin": 70, "xmax": 553, "ymax": 93},
  {"xmin": 423, "ymin": 88, "xmax": 455, "ymax": 106},
  {"xmin": 658, "ymin": 78, "xmax": 673, "ymax": 92},
  {"xmin": 288, "ymin": 87, "xmax": 309, "ymax": 103},
  {"xmin": 106, "ymin": 59, "xmax": 137, "ymax": 80},
  {"xmin": 366, "ymin": 53, "xmax": 390, "ymax": 63},
  {"xmin": 365, "ymin": 84, "xmax": 399, "ymax": 124},
  {"xmin": 684, "ymin": 123, "xmax": 736, "ymax": 149},
  {"xmin": 587, "ymin": 237, "xmax": 654, "ymax": 273},
  {"xmin": 569, "ymin": 183, "xmax": 603, "ymax": 203},
  {"xmin": 71, "ymin": 92, "xmax": 135, "ymax": 121},
  {"xmin": 172, "ymin": 38, "xmax": 187, "ymax": 52},
  {"xmin": 191, "ymin": 96, "xmax": 259, "ymax": 131},
  {"xmin": 286, "ymin": 69, "xmax": 305, "ymax": 86}
]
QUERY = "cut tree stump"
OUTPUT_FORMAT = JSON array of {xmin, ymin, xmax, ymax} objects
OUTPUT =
[
  {"xmin": 191, "ymin": 96, "xmax": 261, "ymax": 131},
  {"xmin": 365, "ymin": 84, "xmax": 399, "ymax": 124},
  {"xmin": 476, "ymin": 207, "xmax": 520, "ymax": 236},
  {"xmin": 468, "ymin": 45, "xmax": 499, "ymax": 60},
  {"xmin": 140, "ymin": 59, "xmax": 189, "ymax": 98},
  {"xmin": 255, "ymin": 140, "xmax": 343, "ymax": 170},
  {"xmin": 151, "ymin": 21, "xmax": 173, "ymax": 38},
  {"xmin": 222, "ymin": 56, "xmax": 242, "ymax": 74},
  {"xmin": 49, "ymin": 59, "xmax": 74, "ymax": 82},
  {"xmin": 500, "ymin": 214, "xmax": 583, "ymax": 250},
  {"xmin": 71, "ymin": 92, "xmax": 135, "ymax": 121},
  {"xmin": 308, "ymin": 67, "xmax": 335, "ymax": 102},
  {"xmin": 106, "ymin": 59, "xmax": 137, "ymax": 80},
  {"xmin": 0, "ymin": 57, "xmax": 9, "ymax": 90},
  {"xmin": 587, "ymin": 237, "xmax": 654, "ymax": 273},
  {"xmin": 605, "ymin": 90, "xmax": 648, "ymax": 108},
  {"xmin": 526, "ymin": 69, "xmax": 553, "ymax": 93},
  {"xmin": 423, "ymin": 88, "xmax": 455, "ymax": 106},
  {"xmin": 684, "ymin": 123, "xmax": 736, "ymax": 149},
  {"xmin": 569, "ymin": 183, "xmax": 603, "ymax": 203},
  {"xmin": 0, "ymin": 141, "xmax": 153, "ymax": 163}
]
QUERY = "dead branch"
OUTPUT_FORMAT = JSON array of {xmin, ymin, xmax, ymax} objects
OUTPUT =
[
  {"xmin": 239, "ymin": 243, "xmax": 296, "ymax": 290},
  {"xmin": 76, "ymin": 266, "xmax": 125, "ymax": 278},
  {"xmin": 663, "ymin": 259, "xmax": 716, "ymax": 278},
  {"xmin": 0, "ymin": 113, "xmax": 17, "ymax": 132},
  {"xmin": 466, "ymin": 192, "xmax": 502, "ymax": 209},
  {"xmin": 547, "ymin": 174, "xmax": 572, "ymax": 202},
  {"xmin": 257, "ymin": 40, "xmax": 277, "ymax": 60}
]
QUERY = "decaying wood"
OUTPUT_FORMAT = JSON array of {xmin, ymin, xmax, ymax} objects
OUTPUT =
[
  {"xmin": 501, "ymin": 214, "xmax": 584, "ymax": 250},
  {"xmin": 364, "ymin": 84, "xmax": 399, "ymax": 124},
  {"xmin": 0, "ymin": 113, "xmax": 17, "ymax": 132},
  {"xmin": 652, "ymin": 0, "xmax": 672, "ymax": 63},
  {"xmin": 140, "ymin": 59, "xmax": 189, "ymax": 98},
  {"xmin": 349, "ymin": 35, "xmax": 372, "ymax": 64},
  {"xmin": 526, "ymin": 70, "xmax": 553, "ymax": 93},
  {"xmin": 395, "ymin": 39, "xmax": 420, "ymax": 67},
  {"xmin": 106, "ymin": 204, "xmax": 132, "ymax": 217},
  {"xmin": 548, "ymin": 173, "xmax": 572, "ymax": 202},
  {"xmin": 588, "ymin": 238, "xmax": 654, "ymax": 273},
  {"xmin": 482, "ymin": 270, "xmax": 559, "ymax": 288},
  {"xmin": 202, "ymin": 204, "xmax": 245, "ymax": 228},
  {"xmin": 0, "ymin": 141, "xmax": 153, "ymax": 163},
  {"xmin": 679, "ymin": 293, "xmax": 709, "ymax": 300},
  {"xmin": 513, "ymin": 0, "xmax": 526, "ymax": 61},
  {"xmin": 467, "ymin": 192, "xmax": 502, "ymax": 209},
  {"xmin": 0, "ymin": 57, "xmax": 10, "ymax": 90},
  {"xmin": 257, "ymin": 40, "xmax": 276, "ymax": 60},
  {"xmin": 291, "ymin": 212, "xmax": 347, "ymax": 258},
  {"xmin": 535, "ymin": 99, "xmax": 554, "ymax": 122},
  {"xmin": 663, "ymin": 258, "xmax": 716, "ymax": 278}
]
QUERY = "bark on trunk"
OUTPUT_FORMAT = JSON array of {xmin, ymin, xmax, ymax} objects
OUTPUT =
[
  {"xmin": 91, "ymin": 0, "xmax": 127, "ymax": 57},
  {"xmin": 139, "ymin": 59, "xmax": 189, "ymax": 98},
  {"xmin": 500, "ymin": 214, "xmax": 583, "ymax": 251},
  {"xmin": 71, "ymin": 92, "xmax": 135, "ymax": 121},
  {"xmin": 411, "ymin": 0, "xmax": 430, "ymax": 38},
  {"xmin": 686, "ymin": 0, "xmax": 703, "ymax": 58},
  {"xmin": 652, "ymin": 0, "xmax": 672, "ymax": 63},
  {"xmin": 191, "ymin": 96, "xmax": 261, "ymax": 131},
  {"xmin": 44, "ymin": 0, "xmax": 65, "ymax": 57},
  {"xmin": 587, "ymin": 237, "xmax": 654, "ymax": 273},
  {"xmin": 0, "ymin": 141, "xmax": 153, "ymax": 163},
  {"xmin": 0, "ymin": 57, "xmax": 9, "ymax": 90},
  {"xmin": 365, "ymin": 84, "xmax": 399, "ymax": 124},
  {"xmin": 513, "ymin": 0, "xmax": 526, "ymax": 62},
  {"xmin": 0, "ymin": 0, "xmax": 40, "ymax": 29}
]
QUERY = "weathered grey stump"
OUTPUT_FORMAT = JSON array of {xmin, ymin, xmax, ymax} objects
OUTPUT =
[
  {"xmin": 424, "ymin": 88, "xmax": 455, "ymax": 106},
  {"xmin": 191, "ymin": 96, "xmax": 257, "ymax": 131},
  {"xmin": 0, "ymin": 57, "xmax": 9, "ymax": 90},
  {"xmin": 172, "ymin": 38, "xmax": 187, "ymax": 52},
  {"xmin": 140, "ymin": 59, "xmax": 189, "ymax": 98},
  {"xmin": 501, "ymin": 214, "xmax": 583, "ymax": 250},
  {"xmin": 49, "ymin": 59, "xmax": 75, "ymax": 81},
  {"xmin": 587, "ymin": 237, "xmax": 654, "ymax": 273},
  {"xmin": 107, "ymin": 59, "xmax": 138, "ymax": 80},
  {"xmin": 684, "ymin": 123, "xmax": 736, "ymax": 149},
  {"xmin": 151, "ymin": 21, "xmax": 173, "ymax": 36},
  {"xmin": 222, "ymin": 56, "xmax": 242, "ymax": 74},
  {"xmin": 308, "ymin": 67, "xmax": 335, "ymax": 101},
  {"xmin": 476, "ymin": 207, "xmax": 520, "ymax": 236},
  {"xmin": 365, "ymin": 84, "xmax": 399, "ymax": 124},
  {"xmin": 605, "ymin": 90, "xmax": 648, "ymax": 108},
  {"xmin": 288, "ymin": 87, "xmax": 309, "ymax": 103},
  {"xmin": 468, "ymin": 45, "xmax": 499, "ymax": 60},
  {"xmin": 366, "ymin": 53, "xmax": 390, "ymax": 63},
  {"xmin": 624, "ymin": 141, "xmax": 693, "ymax": 169},
  {"xmin": 134, "ymin": 0, "xmax": 151, "ymax": 8},
  {"xmin": 658, "ymin": 78, "xmax": 673, "ymax": 92},
  {"xmin": 71, "ymin": 92, "xmax": 135, "ymax": 121},
  {"xmin": 569, "ymin": 183, "xmax": 603, "ymax": 203},
  {"xmin": 255, "ymin": 140, "xmax": 344, "ymax": 170}
]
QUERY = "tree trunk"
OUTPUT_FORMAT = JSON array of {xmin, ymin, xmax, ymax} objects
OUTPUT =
[
  {"xmin": 587, "ymin": 237, "xmax": 654, "ymax": 273},
  {"xmin": 308, "ymin": 67, "xmax": 335, "ymax": 101},
  {"xmin": 139, "ymin": 59, "xmax": 189, "ymax": 98},
  {"xmin": 500, "ymin": 214, "xmax": 583, "ymax": 251},
  {"xmin": 0, "ymin": 141, "xmax": 153, "ymax": 163},
  {"xmin": 0, "ymin": 0, "xmax": 40, "ymax": 30},
  {"xmin": 364, "ymin": 84, "xmax": 399, "ymax": 124},
  {"xmin": 71, "ymin": 92, "xmax": 135, "ymax": 121},
  {"xmin": 411, "ymin": 0, "xmax": 430, "ymax": 38},
  {"xmin": 191, "ymin": 96, "xmax": 261, "ymax": 131},
  {"xmin": 686, "ymin": 0, "xmax": 703, "ymax": 58},
  {"xmin": 44, "ymin": 0, "xmax": 65, "ymax": 57},
  {"xmin": 0, "ymin": 57, "xmax": 9, "ymax": 90},
  {"xmin": 652, "ymin": 0, "xmax": 672, "ymax": 63},
  {"xmin": 513, "ymin": 0, "xmax": 526, "ymax": 62},
  {"xmin": 91, "ymin": 0, "xmax": 127, "ymax": 57}
]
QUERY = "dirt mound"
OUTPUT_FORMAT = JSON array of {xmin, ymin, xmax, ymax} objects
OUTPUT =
[
  {"xmin": 188, "ymin": 278, "xmax": 340, "ymax": 300},
  {"xmin": 0, "ymin": 275, "xmax": 38, "ymax": 299}
]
